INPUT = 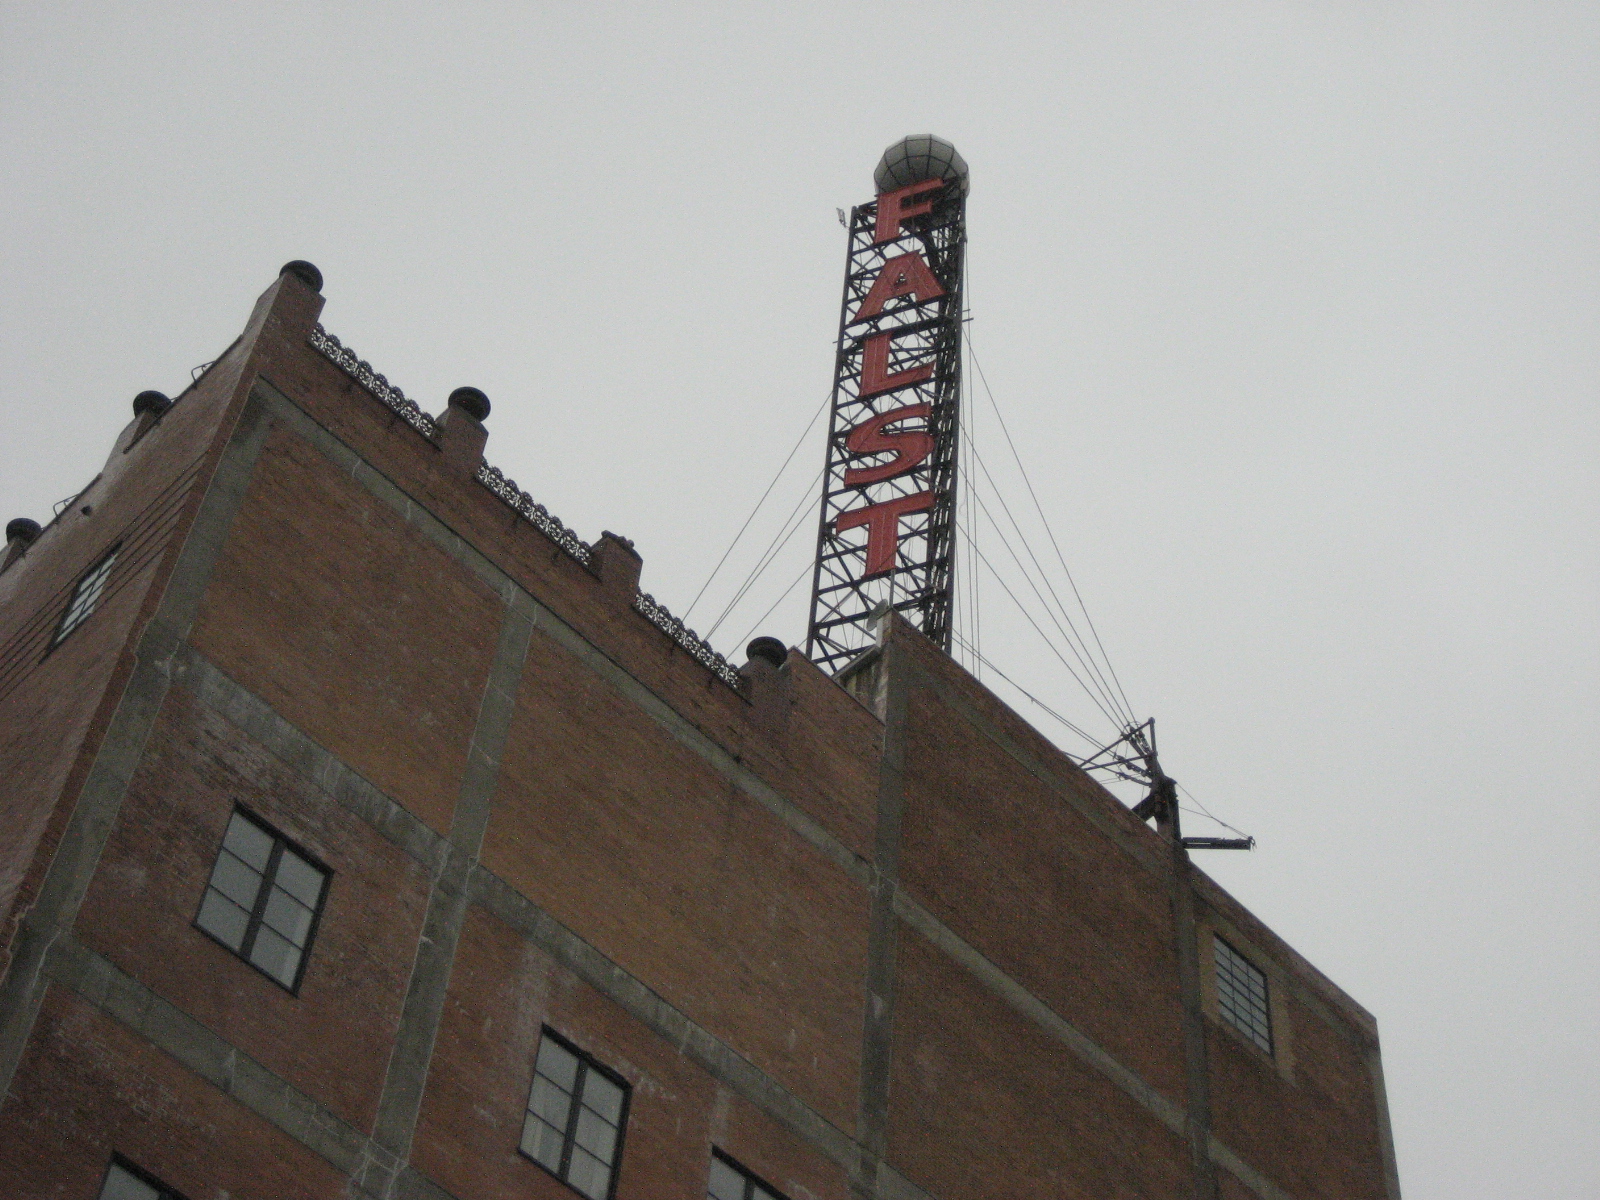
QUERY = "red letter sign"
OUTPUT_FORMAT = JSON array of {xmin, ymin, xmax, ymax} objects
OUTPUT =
[
  {"xmin": 843, "ymin": 404, "xmax": 933, "ymax": 486},
  {"xmin": 859, "ymin": 331, "xmax": 934, "ymax": 397},
  {"xmin": 835, "ymin": 491, "xmax": 935, "ymax": 577},
  {"xmin": 852, "ymin": 252, "xmax": 945, "ymax": 325},
  {"xmin": 874, "ymin": 180, "xmax": 945, "ymax": 244}
]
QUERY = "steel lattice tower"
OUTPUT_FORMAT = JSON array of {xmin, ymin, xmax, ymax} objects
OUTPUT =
[{"xmin": 804, "ymin": 137, "xmax": 968, "ymax": 674}]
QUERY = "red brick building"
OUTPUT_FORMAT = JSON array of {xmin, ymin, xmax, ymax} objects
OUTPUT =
[{"xmin": 0, "ymin": 264, "xmax": 1401, "ymax": 1200}]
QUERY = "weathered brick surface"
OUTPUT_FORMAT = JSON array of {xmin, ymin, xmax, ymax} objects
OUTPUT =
[
  {"xmin": 0, "ymin": 269, "xmax": 324, "ymax": 984},
  {"xmin": 711, "ymin": 1085, "xmax": 853, "ymax": 1200},
  {"xmin": 0, "ymin": 369, "xmax": 223, "ymax": 971},
  {"xmin": 0, "ymin": 270, "xmax": 1397, "ymax": 1200},
  {"xmin": 259, "ymin": 342, "xmax": 884, "ymax": 864},
  {"xmin": 413, "ymin": 903, "xmax": 852, "ymax": 1200},
  {"xmin": 891, "ymin": 630, "xmax": 1190, "ymax": 1105},
  {"xmin": 482, "ymin": 626, "xmax": 870, "ymax": 1133},
  {"xmin": 771, "ymin": 654, "xmax": 882, "ymax": 861},
  {"xmin": 887, "ymin": 922, "xmax": 1193, "ymax": 1198},
  {"xmin": 189, "ymin": 420, "xmax": 503, "ymax": 837},
  {"xmin": 72, "ymin": 680, "xmax": 432, "ymax": 1133},
  {"xmin": 890, "ymin": 622, "xmax": 1150, "ymax": 838},
  {"xmin": 1207, "ymin": 998, "xmax": 1387, "ymax": 1200},
  {"xmin": 0, "ymin": 986, "xmax": 343, "ymax": 1199},
  {"xmin": 0, "ymin": 555, "xmax": 162, "ymax": 973},
  {"xmin": 1192, "ymin": 875, "xmax": 1390, "ymax": 1197}
]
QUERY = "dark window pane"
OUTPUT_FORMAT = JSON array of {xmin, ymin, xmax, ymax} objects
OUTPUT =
[
  {"xmin": 273, "ymin": 850, "xmax": 324, "ymax": 906},
  {"xmin": 249, "ymin": 926, "xmax": 301, "ymax": 987},
  {"xmin": 199, "ymin": 811, "xmax": 328, "ymax": 993},
  {"xmin": 1215, "ymin": 939, "xmax": 1272, "ymax": 1053},
  {"xmin": 709, "ymin": 1155, "xmax": 790, "ymax": 1200},
  {"xmin": 708, "ymin": 1158, "xmax": 745, "ymax": 1200},
  {"xmin": 536, "ymin": 1037, "xmax": 579, "ymax": 1092},
  {"xmin": 223, "ymin": 814, "xmax": 273, "ymax": 871},
  {"xmin": 567, "ymin": 1147, "xmax": 611, "ymax": 1200},
  {"xmin": 574, "ymin": 1104, "xmax": 618, "ymax": 1161},
  {"xmin": 582, "ymin": 1069, "xmax": 625, "ymax": 1125},
  {"xmin": 529, "ymin": 1074, "xmax": 573, "ymax": 1130},
  {"xmin": 99, "ymin": 1163, "xmax": 160, "ymax": 1200},
  {"xmin": 208, "ymin": 851, "xmax": 263, "ymax": 909},
  {"xmin": 56, "ymin": 552, "xmax": 118, "ymax": 645},
  {"xmin": 524, "ymin": 1033, "xmax": 631, "ymax": 1196},
  {"xmin": 521, "ymin": 1112, "xmax": 566, "ymax": 1171},
  {"xmin": 196, "ymin": 890, "xmax": 250, "ymax": 950},
  {"xmin": 261, "ymin": 888, "xmax": 314, "ymax": 946}
]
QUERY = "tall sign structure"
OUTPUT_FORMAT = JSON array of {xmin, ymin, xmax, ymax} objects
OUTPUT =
[{"xmin": 804, "ymin": 135, "xmax": 969, "ymax": 674}]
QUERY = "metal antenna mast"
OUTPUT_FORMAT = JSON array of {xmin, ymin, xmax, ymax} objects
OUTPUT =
[
  {"xmin": 1083, "ymin": 719, "xmax": 1253, "ymax": 853},
  {"xmin": 804, "ymin": 136, "xmax": 968, "ymax": 674}
]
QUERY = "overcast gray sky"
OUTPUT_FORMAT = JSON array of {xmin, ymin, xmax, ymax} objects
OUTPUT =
[{"xmin": 3, "ymin": 4, "xmax": 1596, "ymax": 1196}]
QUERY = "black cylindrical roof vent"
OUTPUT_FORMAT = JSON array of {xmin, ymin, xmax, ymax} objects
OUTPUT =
[
  {"xmin": 132, "ymin": 390, "xmax": 171, "ymax": 417},
  {"xmin": 746, "ymin": 637, "xmax": 788, "ymax": 668},
  {"xmin": 6, "ymin": 518, "xmax": 41, "ymax": 545},
  {"xmin": 280, "ymin": 260, "xmax": 323, "ymax": 292},
  {"xmin": 448, "ymin": 387, "xmax": 491, "ymax": 421}
]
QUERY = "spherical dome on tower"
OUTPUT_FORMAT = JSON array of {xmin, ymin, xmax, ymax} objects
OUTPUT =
[{"xmin": 874, "ymin": 135, "xmax": 969, "ymax": 196}]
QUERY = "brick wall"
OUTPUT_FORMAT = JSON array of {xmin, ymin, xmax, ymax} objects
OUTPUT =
[
  {"xmin": 894, "ymin": 651, "xmax": 1190, "ymax": 1102},
  {"xmin": 0, "ymin": 265, "xmax": 1399, "ymax": 1200},
  {"xmin": 0, "ymin": 348, "xmax": 236, "ymax": 974},
  {"xmin": 188, "ymin": 421, "xmax": 505, "ymax": 839},
  {"xmin": 888, "ymin": 926, "xmax": 1194, "ymax": 1198},
  {"xmin": 74, "ymin": 684, "xmax": 433, "ymax": 1132},
  {"xmin": 1, "ymin": 988, "xmax": 343, "ymax": 1199}
]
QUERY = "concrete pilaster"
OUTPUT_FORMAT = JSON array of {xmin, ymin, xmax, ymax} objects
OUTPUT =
[
  {"xmin": 853, "ymin": 631, "xmax": 911, "ymax": 1199},
  {"xmin": 354, "ymin": 589, "xmax": 536, "ymax": 1197}
]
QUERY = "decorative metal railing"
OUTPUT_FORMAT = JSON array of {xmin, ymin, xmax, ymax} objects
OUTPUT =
[
  {"xmin": 309, "ymin": 323, "xmax": 743, "ymax": 693},
  {"xmin": 633, "ymin": 592, "xmax": 744, "ymax": 691},
  {"xmin": 474, "ymin": 464, "xmax": 593, "ymax": 567},
  {"xmin": 309, "ymin": 324, "xmax": 590, "ymax": 565},
  {"xmin": 309, "ymin": 325, "xmax": 437, "ymax": 437}
]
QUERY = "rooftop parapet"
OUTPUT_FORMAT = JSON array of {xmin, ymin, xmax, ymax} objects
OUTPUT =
[{"xmin": 305, "ymin": 318, "xmax": 744, "ymax": 692}]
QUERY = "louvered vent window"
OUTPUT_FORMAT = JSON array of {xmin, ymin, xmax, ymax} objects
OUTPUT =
[
  {"xmin": 194, "ymin": 809, "xmax": 328, "ymax": 992},
  {"xmin": 1214, "ymin": 936, "xmax": 1273, "ymax": 1053},
  {"xmin": 52, "ymin": 546, "xmax": 119, "ymax": 647},
  {"xmin": 521, "ymin": 1029, "xmax": 630, "ymax": 1200}
]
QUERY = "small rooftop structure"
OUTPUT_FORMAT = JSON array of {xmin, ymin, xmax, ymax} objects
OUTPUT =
[{"xmin": 874, "ymin": 134, "xmax": 970, "ymax": 195}]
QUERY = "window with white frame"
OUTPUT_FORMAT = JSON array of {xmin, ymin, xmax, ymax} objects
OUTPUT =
[
  {"xmin": 708, "ymin": 1150, "xmax": 790, "ymax": 1200},
  {"xmin": 1214, "ymin": 936, "xmax": 1273, "ymax": 1053},
  {"xmin": 521, "ymin": 1029, "xmax": 629, "ymax": 1200},
  {"xmin": 98, "ymin": 1157, "xmax": 188, "ymax": 1200},
  {"xmin": 52, "ymin": 545, "xmax": 119, "ymax": 647},
  {"xmin": 194, "ymin": 809, "xmax": 329, "ymax": 992}
]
